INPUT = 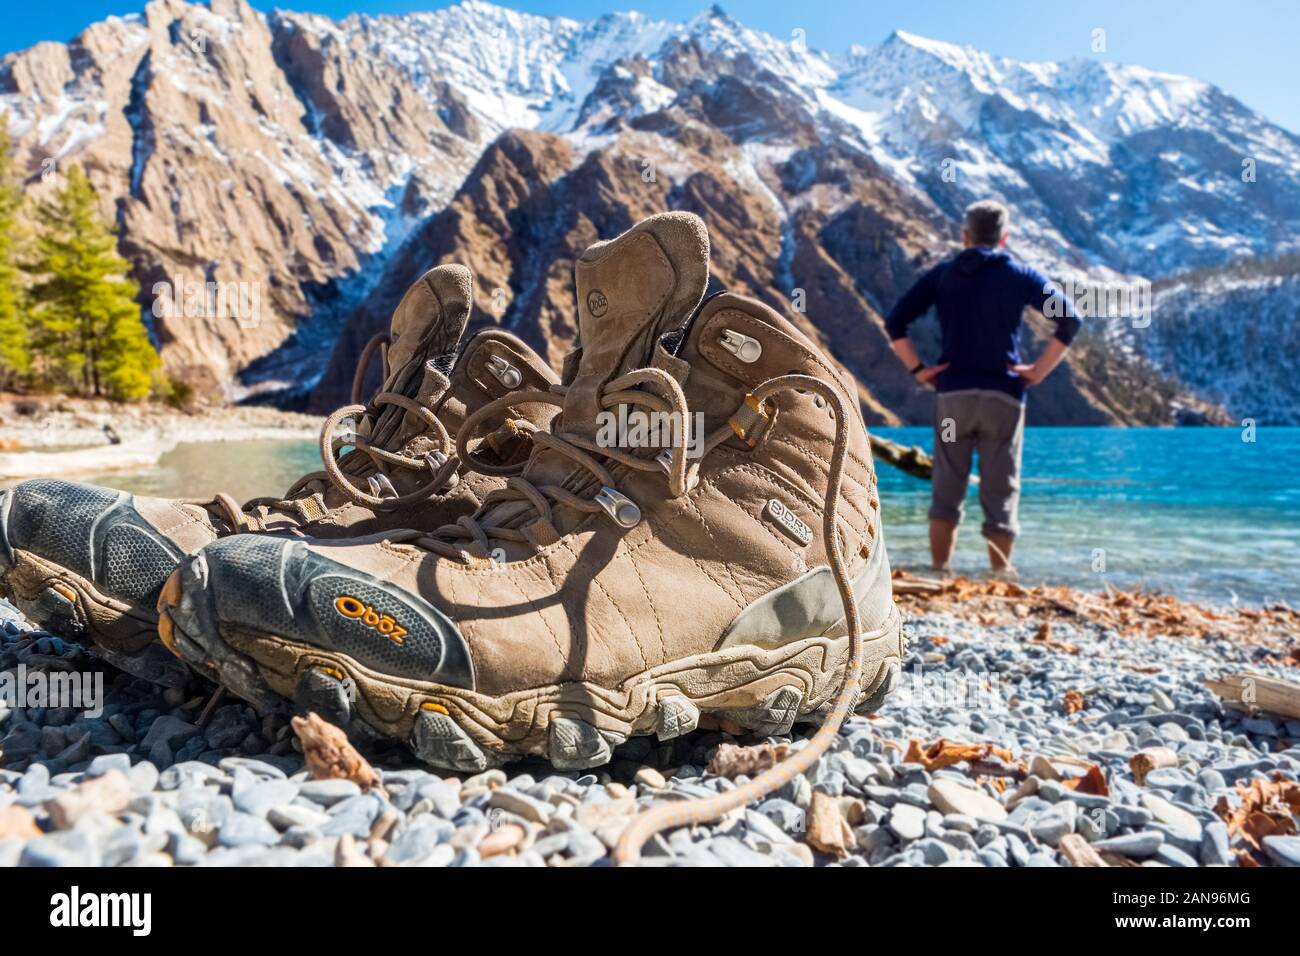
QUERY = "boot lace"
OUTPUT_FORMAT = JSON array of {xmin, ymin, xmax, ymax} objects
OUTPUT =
[
  {"xmin": 202, "ymin": 332, "xmax": 460, "ymax": 532},
  {"xmin": 403, "ymin": 367, "xmax": 736, "ymax": 559},
  {"xmin": 613, "ymin": 372, "xmax": 865, "ymax": 863}
]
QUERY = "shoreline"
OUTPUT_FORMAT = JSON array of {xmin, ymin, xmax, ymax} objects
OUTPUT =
[
  {"xmin": 891, "ymin": 570, "xmax": 1299, "ymax": 638},
  {"xmin": 0, "ymin": 395, "xmax": 322, "ymax": 451}
]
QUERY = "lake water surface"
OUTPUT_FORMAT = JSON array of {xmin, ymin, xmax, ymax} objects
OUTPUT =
[{"xmin": 83, "ymin": 427, "xmax": 1299, "ymax": 608}]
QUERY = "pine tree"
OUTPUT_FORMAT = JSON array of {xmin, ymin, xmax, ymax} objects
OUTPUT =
[
  {"xmin": 27, "ymin": 164, "xmax": 157, "ymax": 400},
  {"xmin": 0, "ymin": 113, "xmax": 28, "ymax": 388}
]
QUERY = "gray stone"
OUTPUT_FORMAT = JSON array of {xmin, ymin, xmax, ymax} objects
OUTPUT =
[
  {"xmin": 1140, "ymin": 793, "xmax": 1202, "ymax": 841},
  {"xmin": 386, "ymin": 823, "xmax": 454, "ymax": 865},
  {"xmin": 128, "ymin": 760, "xmax": 160, "ymax": 796},
  {"xmin": 267, "ymin": 803, "xmax": 331, "ymax": 831},
  {"xmin": 86, "ymin": 753, "xmax": 132, "ymax": 778},
  {"xmin": 299, "ymin": 779, "xmax": 362, "ymax": 807},
  {"xmin": 1091, "ymin": 831, "xmax": 1164, "ymax": 858},
  {"xmin": 176, "ymin": 790, "xmax": 232, "ymax": 836},
  {"xmin": 757, "ymin": 798, "xmax": 806, "ymax": 834},
  {"xmin": 487, "ymin": 788, "xmax": 552, "ymax": 824},
  {"xmin": 929, "ymin": 779, "xmax": 1007, "ymax": 822},
  {"xmin": 1112, "ymin": 804, "xmax": 1154, "ymax": 827},
  {"xmin": 233, "ymin": 780, "xmax": 299, "ymax": 817},
  {"xmin": 20, "ymin": 830, "xmax": 101, "ymax": 866},
  {"xmin": 1153, "ymin": 844, "xmax": 1199, "ymax": 867},
  {"xmin": 1143, "ymin": 768, "xmax": 1194, "ymax": 790},
  {"xmin": 887, "ymin": 803, "xmax": 926, "ymax": 842},
  {"xmin": 1262, "ymin": 835, "xmax": 1300, "ymax": 867},
  {"xmin": 217, "ymin": 813, "xmax": 280, "ymax": 848},
  {"xmin": 141, "ymin": 715, "xmax": 200, "ymax": 753},
  {"xmin": 1200, "ymin": 821, "xmax": 1232, "ymax": 866},
  {"xmin": 322, "ymin": 793, "xmax": 383, "ymax": 837},
  {"xmin": 708, "ymin": 835, "xmax": 778, "ymax": 866},
  {"xmin": 1027, "ymin": 803, "xmax": 1076, "ymax": 847},
  {"xmin": 912, "ymin": 837, "xmax": 960, "ymax": 865},
  {"xmin": 218, "ymin": 757, "xmax": 288, "ymax": 779}
]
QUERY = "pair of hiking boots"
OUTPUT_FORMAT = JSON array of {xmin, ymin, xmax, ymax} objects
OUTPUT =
[{"xmin": 0, "ymin": 213, "xmax": 903, "ymax": 860}]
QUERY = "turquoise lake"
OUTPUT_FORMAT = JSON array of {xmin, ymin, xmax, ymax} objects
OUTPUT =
[{"xmin": 87, "ymin": 427, "xmax": 1300, "ymax": 609}]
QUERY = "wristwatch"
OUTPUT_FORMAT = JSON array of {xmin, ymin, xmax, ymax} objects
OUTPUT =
[{"xmin": 909, "ymin": 362, "xmax": 926, "ymax": 375}]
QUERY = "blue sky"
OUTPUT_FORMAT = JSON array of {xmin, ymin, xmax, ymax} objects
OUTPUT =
[{"xmin": 5, "ymin": 1, "xmax": 1299, "ymax": 132}]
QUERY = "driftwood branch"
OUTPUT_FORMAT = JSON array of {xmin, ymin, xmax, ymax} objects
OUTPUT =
[
  {"xmin": 869, "ymin": 433, "xmax": 933, "ymax": 481},
  {"xmin": 1204, "ymin": 673, "xmax": 1300, "ymax": 721}
]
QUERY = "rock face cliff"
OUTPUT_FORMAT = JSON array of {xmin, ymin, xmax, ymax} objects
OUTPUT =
[
  {"xmin": 1, "ymin": 0, "xmax": 486, "ymax": 399},
  {"xmin": 4, "ymin": 1, "xmax": 1295, "ymax": 422}
]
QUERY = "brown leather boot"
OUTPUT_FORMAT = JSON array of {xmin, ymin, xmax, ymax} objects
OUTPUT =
[
  {"xmin": 159, "ymin": 214, "xmax": 903, "ymax": 832},
  {"xmin": 0, "ymin": 265, "xmax": 557, "ymax": 672}
]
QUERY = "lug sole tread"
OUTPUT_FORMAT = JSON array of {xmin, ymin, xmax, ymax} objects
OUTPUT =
[{"xmin": 170, "ymin": 585, "xmax": 904, "ymax": 772}]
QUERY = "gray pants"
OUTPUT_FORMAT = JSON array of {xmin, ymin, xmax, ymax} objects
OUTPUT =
[{"xmin": 931, "ymin": 389, "xmax": 1025, "ymax": 538}]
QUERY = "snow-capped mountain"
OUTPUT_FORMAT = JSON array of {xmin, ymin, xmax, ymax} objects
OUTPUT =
[
  {"xmin": 2, "ymin": 0, "xmax": 1295, "ymax": 421},
  {"xmin": 1147, "ymin": 257, "xmax": 1300, "ymax": 424}
]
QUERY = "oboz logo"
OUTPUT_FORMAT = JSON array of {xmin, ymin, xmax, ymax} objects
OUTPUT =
[
  {"xmin": 765, "ymin": 498, "xmax": 812, "ymax": 546},
  {"xmin": 586, "ymin": 289, "xmax": 609, "ymax": 318},
  {"xmin": 334, "ymin": 595, "xmax": 408, "ymax": 644}
]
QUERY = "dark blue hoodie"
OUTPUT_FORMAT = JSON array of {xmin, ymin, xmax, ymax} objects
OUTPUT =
[{"xmin": 885, "ymin": 247, "xmax": 1081, "ymax": 400}]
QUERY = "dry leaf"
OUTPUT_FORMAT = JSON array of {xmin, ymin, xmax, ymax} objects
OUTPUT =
[
  {"xmin": 1214, "ymin": 774, "xmax": 1300, "ymax": 854},
  {"xmin": 1062, "ymin": 764, "xmax": 1110, "ymax": 797},
  {"xmin": 904, "ymin": 737, "xmax": 1015, "ymax": 771},
  {"xmin": 891, "ymin": 571, "xmax": 1296, "ymax": 654},
  {"xmin": 1062, "ymin": 689, "xmax": 1086, "ymax": 714}
]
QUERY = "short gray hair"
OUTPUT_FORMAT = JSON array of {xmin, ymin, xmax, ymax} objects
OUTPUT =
[{"xmin": 964, "ymin": 200, "xmax": 1009, "ymax": 246}]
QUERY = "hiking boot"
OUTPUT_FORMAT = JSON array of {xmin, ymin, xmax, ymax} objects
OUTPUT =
[
  {"xmin": 0, "ymin": 265, "xmax": 558, "ymax": 670},
  {"xmin": 159, "ymin": 213, "xmax": 903, "ymax": 781}
]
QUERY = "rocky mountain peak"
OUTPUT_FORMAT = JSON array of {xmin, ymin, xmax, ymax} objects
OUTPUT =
[{"xmin": 2, "ymin": 1, "xmax": 1295, "ymax": 422}]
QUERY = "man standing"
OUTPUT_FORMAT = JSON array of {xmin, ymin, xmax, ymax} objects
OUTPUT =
[{"xmin": 885, "ymin": 200, "xmax": 1080, "ymax": 575}]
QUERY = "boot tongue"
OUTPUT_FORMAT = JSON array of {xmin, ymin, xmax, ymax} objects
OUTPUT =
[
  {"xmin": 296, "ymin": 265, "xmax": 472, "ymax": 511},
  {"xmin": 367, "ymin": 264, "xmax": 473, "ymax": 454},
  {"xmin": 471, "ymin": 214, "xmax": 709, "ymax": 547},
  {"xmin": 564, "ymin": 212, "xmax": 710, "ymax": 431},
  {"xmin": 382, "ymin": 264, "xmax": 473, "ymax": 401}
]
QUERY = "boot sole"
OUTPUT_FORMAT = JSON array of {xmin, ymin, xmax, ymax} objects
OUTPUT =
[
  {"xmin": 0, "ymin": 549, "xmax": 192, "ymax": 686},
  {"xmin": 160, "ymin": 558, "xmax": 904, "ymax": 772},
  {"xmin": 0, "ymin": 547, "xmax": 158, "ymax": 649}
]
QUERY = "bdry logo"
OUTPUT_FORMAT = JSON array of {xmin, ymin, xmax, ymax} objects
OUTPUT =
[
  {"xmin": 50, "ymin": 886, "xmax": 151, "ymax": 936},
  {"xmin": 586, "ymin": 289, "xmax": 609, "ymax": 318}
]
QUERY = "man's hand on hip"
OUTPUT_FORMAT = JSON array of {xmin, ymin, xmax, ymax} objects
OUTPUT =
[
  {"xmin": 914, "ymin": 362, "xmax": 950, "ymax": 388},
  {"xmin": 1006, "ymin": 362, "xmax": 1046, "ymax": 387},
  {"xmin": 1008, "ymin": 339, "xmax": 1070, "ymax": 387}
]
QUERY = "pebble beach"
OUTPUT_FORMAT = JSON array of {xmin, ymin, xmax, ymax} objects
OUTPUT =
[{"xmin": 2, "ymin": 576, "xmax": 1297, "ymax": 868}]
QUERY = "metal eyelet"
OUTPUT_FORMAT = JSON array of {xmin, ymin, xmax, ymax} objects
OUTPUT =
[
  {"xmin": 486, "ymin": 354, "xmax": 522, "ymax": 389},
  {"xmin": 367, "ymin": 474, "xmax": 398, "ymax": 499},
  {"xmin": 719, "ymin": 329, "xmax": 762, "ymax": 363},
  {"xmin": 594, "ymin": 486, "xmax": 642, "ymax": 529},
  {"xmin": 655, "ymin": 450, "xmax": 699, "ymax": 491},
  {"xmin": 425, "ymin": 451, "xmax": 460, "ymax": 490}
]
